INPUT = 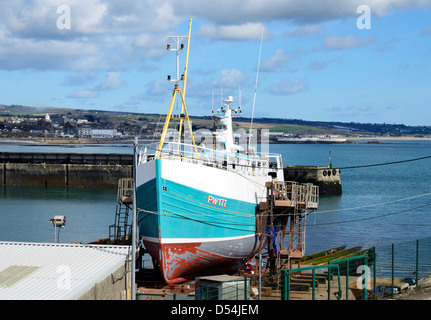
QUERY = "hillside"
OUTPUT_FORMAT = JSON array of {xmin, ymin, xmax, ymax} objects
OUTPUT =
[{"xmin": 1, "ymin": 104, "xmax": 430, "ymax": 137}]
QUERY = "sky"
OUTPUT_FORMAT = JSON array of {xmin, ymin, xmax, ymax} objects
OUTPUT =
[{"xmin": 0, "ymin": 0, "xmax": 430, "ymax": 126}]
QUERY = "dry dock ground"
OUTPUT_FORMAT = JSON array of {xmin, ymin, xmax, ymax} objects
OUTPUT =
[
  {"xmin": 392, "ymin": 287, "xmax": 431, "ymax": 300},
  {"xmin": 259, "ymin": 275, "xmax": 431, "ymax": 300}
]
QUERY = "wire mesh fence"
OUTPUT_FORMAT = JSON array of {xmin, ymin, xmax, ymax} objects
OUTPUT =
[
  {"xmin": 134, "ymin": 237, "xmax": 431, "ymax": 300},
  {"xmin": 192, "ymin": 237, "xmax": 431, "ymax": 300}
]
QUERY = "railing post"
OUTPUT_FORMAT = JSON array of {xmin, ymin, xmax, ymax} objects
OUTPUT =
[
  {"xmin": 363, "ymin": 257, "xmax": 368, "ymax": 300},
  {"xmin": 346, "ymin": 260, "xmax": 349, "ymax": 301},
  {"xmin": 392, "ymin": 243, "xmax": 395, "ymax": 298},
  {"xmin": 416, "ymin": 239, "xmax": 419, "ymax": 286},
  {"xmin": 281, "ymin": 270, "xmax": 289, "ymax": 300},
  {"xmin": 312, "ymin": 268, "xmax": 316, "ymax": 300},
  {"xmin": 373, "ymin": 252, "xmax": 376, "ymax": 300}
]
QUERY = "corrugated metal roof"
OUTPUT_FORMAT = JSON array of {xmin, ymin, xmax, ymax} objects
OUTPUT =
[{"xmin": 0, "ymin": 241, "xmax": 130, "ymax": 300}]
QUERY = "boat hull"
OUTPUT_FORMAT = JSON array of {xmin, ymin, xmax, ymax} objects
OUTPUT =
[
  {"xmin": 137, "ymin": 158, "xmax": 269, "ymax": 284},
  {"xmin": 143, "ymin": 235, "xmax": 260, "ymax": 284}
]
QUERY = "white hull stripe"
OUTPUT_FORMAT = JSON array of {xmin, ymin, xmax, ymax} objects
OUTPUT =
[{"xmin": 142, "ymin": 233, "xmax": 256, "ymax": 244}]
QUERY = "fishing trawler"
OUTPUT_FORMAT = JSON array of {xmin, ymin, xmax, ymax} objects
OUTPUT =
[{"xmin": 135, "ymin": 19, "xmax": 284, "ymax": 284}]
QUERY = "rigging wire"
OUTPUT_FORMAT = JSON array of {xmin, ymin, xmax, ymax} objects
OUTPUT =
[
  {"xmin": 308, "ymin": 202, "xmax": 431, "ymax": 227},
  {"xmin": 138, "ymin": 199, "xmax": 431, "ymax": 229},
  {"xmin": 315, "ymin": 191, "xmax": 431, "ymax": 214},
  {"xmin": 139, "ymin": 143, "xmax": 431, "ymax": 173},
  {"xmin": 248, "ymin": 27, "xmax": 264, "ymax": 153},
  {"xmin": 338, "ymin": 155, "xmax": 431, "ymax": 170},
  {"xmin": 135, "ymin": 145, "xmax": 431, "ymax": 229},
  {"xmin": 138, "ymin": 188, "xmax": 431, "ymax": 228}
]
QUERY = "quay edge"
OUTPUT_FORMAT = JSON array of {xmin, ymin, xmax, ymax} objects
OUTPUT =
[
  {"xmin": 0, "ymin": 152, "xmax": 341, "ymax": 194},
  {"xmin": 283, "ymin": 165, "xmax": 342, "ymax": 195},
  {"xmin": 0, "ymin": 152, "xmax": 132, "ymax": 188}
]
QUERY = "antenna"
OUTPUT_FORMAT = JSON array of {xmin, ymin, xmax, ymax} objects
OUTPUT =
[
  {"xmin": 166, "ymin": 35, "xmax": 186, "ymax": 84},
  {"xmin": 248, "ymin": 27, "xmax": 264, "ymax": 154},
  {"xmin": 212, "ymin": 89, "xmax": 214, "ymax": 114},
  {"xmin": 157, "ymin": 19, "xmax": 197, "ymax": 158}
]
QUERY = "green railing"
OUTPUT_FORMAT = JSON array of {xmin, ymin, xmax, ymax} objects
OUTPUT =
[
  {"xmin": 136, "ymin": 237, "xmax": 431, "ymax": 300},
  {"xmin": 281, "ymin": 264, "xmax": 343, "ymax": 300},
  {"xmin": 328, "ymin": 254, "xmax": 371, "ymax": 300},
  {"xmin": 197, "ymin": 277, "xmax": 250, "ymax": 300}
]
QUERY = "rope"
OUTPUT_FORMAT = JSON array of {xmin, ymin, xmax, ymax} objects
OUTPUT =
[
  {"xmin": 137, "ymin": 189, "xmax": 431, "ymax": 228},
  {"xmin": 309, "ymin": 202, "xmax": 431, "ymax": 226},
  {"xmin": 338, "ymin": 155, "xmax": 431, "ymax": 170},
  {"xmin": 315, "ymin": 191, "xmax": 431, "ymax": 214}
]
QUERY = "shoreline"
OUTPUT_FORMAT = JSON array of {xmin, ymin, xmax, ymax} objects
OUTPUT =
[
  {"xmin": 345, "ymin": 136, "xmax": 431, "ymax": 141},
  {"xmin": 1, "ymin": 136, "xmax": 431, "ymax": 146}
]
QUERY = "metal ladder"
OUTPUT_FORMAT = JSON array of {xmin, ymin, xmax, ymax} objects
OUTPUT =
[
  {"xmin": 109, "ymin": 178, "xmax": 133, "ymax": 243},
  {"xmin": 260, "ymin": 181, "xmax": 319, "ymax": 271}
]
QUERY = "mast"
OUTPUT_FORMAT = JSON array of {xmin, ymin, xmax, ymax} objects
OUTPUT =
[
  {"xmin": 157, "ymin": 19, "xmax": 197, "ymax": 158},
  {"xmin": 248, "ymin": 27, "xmax": 264, "ymax": 154},
  {"xmin": 177, "ymin": 19, "xmax": 192, "ymax": 151}
]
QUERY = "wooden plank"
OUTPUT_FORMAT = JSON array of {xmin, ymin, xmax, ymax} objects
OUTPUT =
[{"xmin": 274, "ymin": 200, "xmax": 293, "ymax": 207}]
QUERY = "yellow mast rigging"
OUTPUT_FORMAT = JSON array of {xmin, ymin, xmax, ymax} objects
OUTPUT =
[{"xmin": 157, "ymin": 19, "xmax": 197, "ymax": 158}]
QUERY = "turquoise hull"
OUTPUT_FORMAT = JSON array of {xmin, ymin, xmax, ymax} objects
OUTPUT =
[{"xmin": 137, "ymin": 159, "xmax": 262, "ymax": 284}]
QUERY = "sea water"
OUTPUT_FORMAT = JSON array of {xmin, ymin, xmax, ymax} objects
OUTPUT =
[
  {"xmin": 1, "ymin": 140, "xmax": 431, "ymax": 257},
  {"xmin": 272, "ymin": 141, "xmax": 431, "ymax": 250}
]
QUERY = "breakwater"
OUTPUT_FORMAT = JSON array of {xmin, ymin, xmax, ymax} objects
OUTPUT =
[
  {"xmin": 0, "ymin": 152, "xmax": 132, "ymax": 188},
  {"xmin": 0, "ymin": 152, "xmax": 341, "ymax": 192},
  {"xmin": 283, "ymin": 165, "xmax": 342, "ymax": 195}
]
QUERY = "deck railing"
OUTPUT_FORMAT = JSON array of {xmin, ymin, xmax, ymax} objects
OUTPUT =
[{"xmin": 138, "ymin": 141, "xmax": 283, "ymax": 178}]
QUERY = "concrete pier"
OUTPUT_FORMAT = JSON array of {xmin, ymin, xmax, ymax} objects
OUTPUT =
[
  {"xmin": 0, "ymin": 152, "xmax": 132, "ymax": 188},
  {"xmin": 0, "ymin": 152, "xmax": 342, "ymax": 193},
  {"xmin": 283, "ymin": 165, "xmax": 342, "ymax": 195}
]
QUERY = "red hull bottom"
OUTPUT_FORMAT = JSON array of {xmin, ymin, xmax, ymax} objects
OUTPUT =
[{"xmin": 143, "ymin": 240, "xmax": 248, "ymax": 285}]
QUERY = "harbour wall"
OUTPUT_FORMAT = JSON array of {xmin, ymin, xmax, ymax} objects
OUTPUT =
[
  {"xmin": 0, "ymin": 163, "xmax": 132, "ymax": 188},
  {"xmin": 0, "ymin": 152, "xmax": 132, "ymax": 188},
  {"xmin": 0, "ymin": 152, "xmax": 342, "ymax": 193},
  {"xmin": 283, "ymin": 165, "xmax": 342, "ymax": 195}
]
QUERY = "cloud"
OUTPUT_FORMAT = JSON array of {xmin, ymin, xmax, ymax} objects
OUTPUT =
[
  {"xmin": 139, "ymin": 69, "xmax": 248, "ymax": 103},
  {"xmin": 0, "ymin": 0, "xmax": 430, "ymax": 72},
  {"xmin": 0, "ymin": 0, "xmax": 179, "ymax": 71},
  {"xmin": 386, "ymin": 104, "xmax": 400, "ymax": 110},
  {"xmin": 0, "ymin": 0, "xmax": 108, "ymax": 40},
  {"xmin": 326, "ymin": 105, "xmax": 376, "ymax": 119},
  {"xmin": 267, "ymin": 78, "xmax": 308, "ymax": 95},
  {"xmin": 173, "ymin": 0, "xmax": 431, "ymax": 24},
  {"xmin": 307, "ymin": 57, "xmax": 341, "ymax": 71},
  {"xmin": 98, "ymin": 71, "xmax": 124, "ymax": 90},
  {"xmin": 260, "ymin": 49, "xmax": 292, "ymax": 72},
  {"xmin": 0, "ymin": 35, "xmax": 100, "ymax": 70},
  {"xmin": 62, "ymin": 71, "xmax": 98, "ymax": 86},
  {"xmin": 67, "ymin": 71, "xmax": 124, "ymax": 99},
  {"xmin": 284, "ymin": 24, "xmax": 325, "ymax": 38},
  {"xmin": 132, "ymin": 33, "xmax": 168, "ymax": 59},
  {"xmin": 375, "ymin": 38, "xmax": 399, "ymax": 52},
  {"xmin": 421, "ymin": 26, "xmax": 431, "ymax": 36},
  {"xmin": 308, "ymin": 60, "xmax": 328, "ymax": 70},
  {"xmin": 67, "ymin": 89, "xmax": 100, "ymax": 99},
  {"xmin": 145, "ymin": 79, "xmax": 171, "ymax": 99},
  {"xmin": 198, "ymin": 23, "xmax": 269, "ymax": 41},
  {"xmin": 260, "ymin": 49, "xmax": 305, "ymax": 72},
  {"xmin": 218, "ymin": 69, "xmax": 248, "ymax": 88},
  {"xmin": 323, "ymin": 34, "xmax": 377, "ymax": 50}
]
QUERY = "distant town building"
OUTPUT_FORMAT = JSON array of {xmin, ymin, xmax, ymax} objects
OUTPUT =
[
  {"xmin": 45, "ymin": 114, "xmax": 51, "ymax": 122},
  {"xmin": 262, "ymin": 131, "xmax": 284, "ymax": 137},
  {"xmin": 78, "ymin": 127, "xmax": 121, "ymax": 138}
]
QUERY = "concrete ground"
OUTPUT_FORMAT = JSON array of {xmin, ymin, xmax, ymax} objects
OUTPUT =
[{"xmin": 392, "ymin": 287, "xmax": 431, "ymax": 300}]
